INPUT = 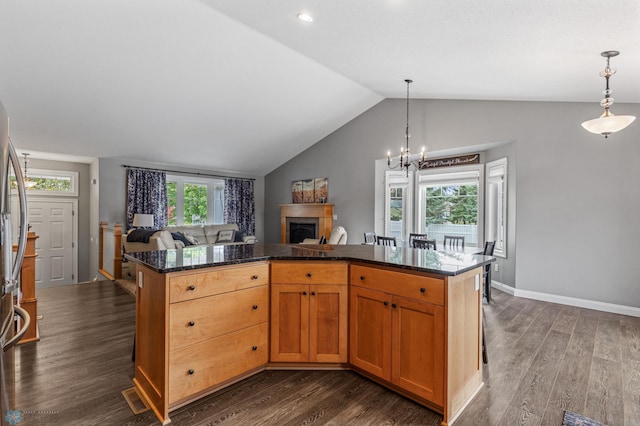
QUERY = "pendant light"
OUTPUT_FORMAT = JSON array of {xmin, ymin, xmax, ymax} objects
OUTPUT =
[
  {"xmin": 581, "ymin": 51, "xmax": 636, "ymax": 138},
  {"xmin": 387, "ymin": 79, "xmax": 427, "ymax": 176},
  {"xmin": 22, "ymin": 153, "xmax": 37, "ymax": 189}
]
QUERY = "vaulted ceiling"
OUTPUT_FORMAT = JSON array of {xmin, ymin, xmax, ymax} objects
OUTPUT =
[{"xmin": 1, "ymin": 1, "xmax": 638, "ymax": 175}]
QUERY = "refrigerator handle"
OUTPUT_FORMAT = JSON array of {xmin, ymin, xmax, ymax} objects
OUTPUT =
[
  {"xmin": 2, "ymin": 305, "xmax": 30, "ymax": 352},
  {"xmin": 8, "ymin": 143, "xmax": 28, "ymax": 283}
]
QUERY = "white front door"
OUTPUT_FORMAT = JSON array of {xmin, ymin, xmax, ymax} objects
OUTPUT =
[{"xmin": 22, "ymin": 200, "xmax": 76, "ymax": 288}]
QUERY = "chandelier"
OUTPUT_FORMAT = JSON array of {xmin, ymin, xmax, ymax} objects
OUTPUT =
[
  {"xmin": 581, "ymin": 51, "xmax": 636, "ymax": 138},
  {"xmin": 387, "ymin": 79, "xmax": 426, "ymax": 176}
]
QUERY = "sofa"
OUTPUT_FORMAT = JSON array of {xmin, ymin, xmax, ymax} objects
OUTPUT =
[{"xmin": 123, "ymin": 223, "xmax": 256, "ymax": 253}]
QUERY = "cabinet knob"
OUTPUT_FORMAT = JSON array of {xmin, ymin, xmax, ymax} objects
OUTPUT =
[
  {"xmin": 302, "ymin": 291, "xmax": 308, "ymax": 296},
  {"xmin": 360, "ymin": 275, "xmax": 365, "ymax": 280},
  {"xmin": 252, "ymin": 305, "xmax": 258, "ymax": 310},
  {"xmin": 188, "ymin": 369, "xmax": 194, "ymax": 375},
  {"xmin": 311, "ymin": 291, "xmax": 316, "ymax": 296},
  {"xmin": 306, "ymin": 273, "xmax": 312, "ymax": 278},
  {"xmin": 383, "ymin": 301, "xmax": 388, "ymax": 306},
  {"xmin": 420, "ymin": 287, "xmax": 426, "ymax": 293},
  {"xmin": 252, "ymin": 346, "xmax": 258, "ymax": 351},
  {"xmin": 188, "ymin": 285, "xmax": 196, "ymax": 291},
  {"xmin": 392, "ymin": 303, "xmax": 397, "ymax": 308},
  {"xmin": 251, "ymin": 275, "xmax": 259, "ymax": 280},
  {"xmin": 188, "ymin": 321, "xmax": 195, "ymax": 327}
]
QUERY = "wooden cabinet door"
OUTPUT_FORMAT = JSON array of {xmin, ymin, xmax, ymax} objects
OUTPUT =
[
  {"xmin": 309, "ymin": 284, "xmax": 348, "ymax": 363},
  {"xmin": 349, "ymin": 286, "xmax": 391, "ymax": 380},
  {"xmin": 270, "ymin": 284, "xmax": 309, "ymax": 362},
  {"xmin": 391, "ymin": 295, "xmax": 444, "ymax": 406}
]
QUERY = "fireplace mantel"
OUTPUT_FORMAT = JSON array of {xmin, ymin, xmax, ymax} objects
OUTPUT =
[{"xmin": 280, "ymin": 204, "xmax": 334, "ymax": 243}]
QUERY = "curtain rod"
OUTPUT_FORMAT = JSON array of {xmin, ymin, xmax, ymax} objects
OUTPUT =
[{"xmin": 121, "ymin": 164, "xmax": 255, "ymax": 181}]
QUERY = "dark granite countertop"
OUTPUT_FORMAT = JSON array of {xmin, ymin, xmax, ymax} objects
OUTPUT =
[{"xmin": 124, "ymin": 243, "xmax": 495, "ymax": 276}]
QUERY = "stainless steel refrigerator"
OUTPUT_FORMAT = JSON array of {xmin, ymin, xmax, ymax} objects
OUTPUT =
[{"xmin": 0, "ymin": 100, "xmax": 30, "ymax": 426}]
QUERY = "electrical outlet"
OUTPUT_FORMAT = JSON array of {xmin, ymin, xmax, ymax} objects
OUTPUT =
[
  {"xmin": 333, "ymin": 214, "xmax": 337, "ymax": 220},
  {"xmin": 494, "ymin": 263, "xmax": 499, "ymax": 272}
]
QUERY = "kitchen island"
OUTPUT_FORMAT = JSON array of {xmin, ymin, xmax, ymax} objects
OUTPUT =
[{"xmin": 125, "ymin": 243, "xmax": 494, "ymax": 426}]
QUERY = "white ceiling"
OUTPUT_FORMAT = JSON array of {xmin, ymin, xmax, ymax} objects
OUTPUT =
[{"xmin": 1, "ymin": 1, "xmax": 638, "ymax": 175}]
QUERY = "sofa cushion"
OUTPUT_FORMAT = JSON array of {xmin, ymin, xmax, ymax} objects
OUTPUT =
[{"xmin": 164, "ymin": 225, "xmax": 206, "ymax": 244}]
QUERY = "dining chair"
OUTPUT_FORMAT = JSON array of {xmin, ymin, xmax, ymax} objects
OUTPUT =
[
  {"xmin": 408, "ymin": 233, "xmax": 429, "ymax": 248},
  {"xmin": 443, "ymin": 235, "xmax": 465, "ymax": 251},
  {"xmin": 376, "ymin": 236, "xmax": 396, "ymax": 246},
  {"xmin": 482, "ymin": 241, "xmax": 496, "ymax": 302},
  {"xmin": 363, "ymin": 232, "xmax": 377, "ymax": 245},
  {"xmin": 412, "ymin": 238, "xmax": 436, "ymax": 250}
]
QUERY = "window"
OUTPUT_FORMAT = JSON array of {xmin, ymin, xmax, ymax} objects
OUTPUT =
[
  {"xmin": 166, "ymin": 175, "xmax": 225, "ymax": 226},
  {"xmin": 485, "ymin": 158, "xmax": 507, "ymax": 257},
  {"xmin": 384, "ymin": 171, "xmax": 413, "ymax": 242},
  {"xmin": 11, "ymin": 169, "xmax": 79, "ymax": 196},
  {"xmin": 417, "ymin": 166, "xmax": 484, "ymax": 247}
]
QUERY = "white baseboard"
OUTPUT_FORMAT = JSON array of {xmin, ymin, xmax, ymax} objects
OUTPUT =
[{"xmin": 490, "ymin": 280, "xmax": 640, "ymax": 318}]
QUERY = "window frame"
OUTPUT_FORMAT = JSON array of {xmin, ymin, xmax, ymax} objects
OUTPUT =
[
  {"xmin": 416, "ymin": 164, "xmax": 485, "ymax": 248},
  {"xmin": 16, "ymin": 168, "xmax": 79, "ymax": 197},
  {"xmin": 485, "ymin": 157, "xmax": 508, "ymax": 258},
  {"xmin": 166, "ymin": 174, "xmax": 225, "ymax": 226},
  {"xmin": 384, "ymin": 170, "xmax": 413, "ymax": 242}
]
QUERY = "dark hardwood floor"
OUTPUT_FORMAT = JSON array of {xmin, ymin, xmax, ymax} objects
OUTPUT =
[{"xmin": 13, "ymin": 281, "xmax": 640, "ymax": 425}]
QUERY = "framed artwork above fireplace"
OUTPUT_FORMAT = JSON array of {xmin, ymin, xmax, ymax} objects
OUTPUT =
[{"xmin": 292, "ymin": 177, "xmax": 328, "ymax": 203}]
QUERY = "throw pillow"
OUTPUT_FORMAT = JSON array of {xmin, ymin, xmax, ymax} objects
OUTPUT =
[
  {"xmin": 217, "ymin": 229, "xmax": 235, "ymax": 243},
  {"xmin": 171, "ymin": 232, "xmax": 192, "ymax": 246},
  {"xmin": 183, "ymin": 233, "xmax": 199, "ymax": 245},
  {"xmin": 234, "ymin": 230, "xmax": 246, "ymax": 242}
]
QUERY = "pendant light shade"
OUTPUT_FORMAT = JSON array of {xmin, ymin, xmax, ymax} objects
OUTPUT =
[{"xmin": 581, "ymin": 51, "xmax": 636, "ymax": 138}]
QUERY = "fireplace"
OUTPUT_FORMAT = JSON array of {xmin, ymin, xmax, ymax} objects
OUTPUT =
[
  {"xmin": 289, "ymin": 221, "xmax": 317, "ymax": 243},
  {"xmin": 280, "ymin": 204, "xmax": 334, "ymax": 244}
]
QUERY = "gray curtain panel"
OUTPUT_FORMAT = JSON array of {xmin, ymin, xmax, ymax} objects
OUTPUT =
[
  {"xmin": 126, "ymin": 168, "xmax": 168, "ymax": 230},
  {"xmin": 224, "ymin": 178, "xmax": 255, "ymax": 236}
]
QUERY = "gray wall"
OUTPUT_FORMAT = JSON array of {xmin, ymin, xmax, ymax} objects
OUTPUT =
[
  {"xmin": 95, "ymin": 157, "xmax": 265, "ymax": 250},
  {"xmin": 28, "ymin": 158, "xmax": 92, "ymax": 282},
  {"xmin": 266, "ymin": 98, "xmax": 640, "ymax": 308}
]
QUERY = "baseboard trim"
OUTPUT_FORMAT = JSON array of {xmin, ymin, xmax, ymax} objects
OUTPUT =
[{"xmin": 490, "ymin": 280, "xmax": 640, "ymax": 318}]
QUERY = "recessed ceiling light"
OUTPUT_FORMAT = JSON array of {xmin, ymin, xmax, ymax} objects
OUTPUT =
[{"xmin": 297, "ymin": 13, "xmax": 314, "ymax": 23}]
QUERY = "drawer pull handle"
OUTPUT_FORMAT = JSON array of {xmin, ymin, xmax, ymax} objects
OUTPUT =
[
  {"xmin": 252, "ymin": 275, "xmax": 259, "ymax": 280},
  {"xmin": 383, "ymin": 301, "xmax": 388, "ymax": 306},
  {"xmin": 360, "ymin": 275, "xmax": 365, "ymax": 280},
  {"xmin": 420, "ymin": 287, "xmax": 426, "ymax": 293},
  {"xmin": 188, "ymin": 285, "xmax": 196, "ymax": 291},
  {"xmin": 252, "ymin": 346, "xmax": 258, "ymax": 351},
  {"xmin": 392, "ymin": 303, "xmax": 397, "ymax": 308},
  {"xmin": 311, "ymin": 291, "xmax": 316, "ymax": 296},
  {"xmin": 252, "ymin": 305, "xmax": 258, "ymax": 310},
  {"xmin": 188, "ymin": 369, "xmax": 195, "ymax": 375},
  {"xmin": 306, "ymin": 273, "xmax": 312, "ymax": 278},
  {"xmin": 188, "ymin": 321, "xmax": 195, "ymax": 327},
  {"xmin": 302, "ymin": 291, "xmax": 308, "ymax": 296}
]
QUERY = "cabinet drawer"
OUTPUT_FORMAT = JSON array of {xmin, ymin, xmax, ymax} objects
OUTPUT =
[
  {"xmin": 169, "ymin": 263, "xmax": 268, "ymax": 303},
  {"xmin": 350, "ymin": 265, "xmax": 444, "ymax": 306},
  {"xmin": 271, "ymin": 261, "xmax": 347, "ymax": 284},
  {"xmin": 170, "ymin": 285, "xmax": 268, "ymax": 350},
  {"xmin": 168, "ymin": 322, "xmax": 268, "ymax": 405}
]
